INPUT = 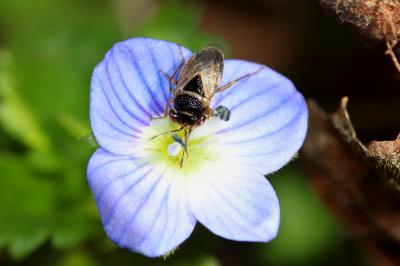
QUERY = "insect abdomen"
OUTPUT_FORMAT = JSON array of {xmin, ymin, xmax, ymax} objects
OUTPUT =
[{"xmin": 174, "ymin": 94, "xmax": 204, "ymax": 118}]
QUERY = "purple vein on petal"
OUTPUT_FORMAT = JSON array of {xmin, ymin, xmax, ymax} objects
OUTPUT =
[
  {"xmin": 107, "ymin": 49, "xmax": 150, "ymax": 125},
  {"xmin": 209, "ymin": 172, "xmax": 267, "ymax": 219},
  {"xmin": 116, "ymin": 169, "xmax": 165, "ymax": 244},
  {"xmin": 217, "ymin": 91, "xmax": 298, "ymax": 134},
  {"xmin": 114, "ymin": 47, "xmax": 156, "ymax": 118},
  {"xmin": 207, "ymin": 176, "xmax": 261, "ymax": 228},
  {"xmin": 111, "ymin": 47, "xmax": 154, "ymax": 120},
  {"xmin": 165, "ymin": 43, "xmax": 187, "ymax": 81},
  {"xmin": 143, "ymin": 40, "xmax": 169, "ymax": 107},
  {"xmin": 222, "ymin": 98, "xmax": 305, "ymax": 145},
  {"xmin": 204, "ymin": 176, "xmax": 256, "ymax": 236},
  {"xmin": 88, "ymin": 156, "xmax": 141, "ymax": 180},
  {"xmin": 194, "ymin": 185, "xmax": 226, "ymax": 234},
  {"xmin": 94, "ymin": 161, "xmax": 150, "ymax": 203},
  {"xmin": 227, "ymin": 82, "xmax": 282, "ymax": 112},
  {"xmin": 163, "ymin": 43, "xmax": 185, "ymax": 100},
  {"xmin": 91, "ymin": 128, "xmax": 138, "ymax": 144},
  {"xmin": 192, "ymin": 172, "xmax": 247, "ymax": 236},
  {"xmin": 145, "ymin": 197, "xmax": 170, "ymax": 248},
  {"xmin": 163, "ymin": 191, "xmax": 182, "ymax": 249},
  {"xmin": 120, "ymin": 45, "xmax": 164, "ymax": 115},
  {"xmin": 93, "ymin": 77, "xmax": 141, "ymax": 135},
  {"xmin": 102, "ymin": 166, "xmax": 156, "ymax": 227},
  {"xmin": 164, "ymin": 44, "xmax": 178, "ymax": 91},
  {"xmin": 129, "ymin": 176, "xmax": 174, "ymax": 248},
  {"xmin": 93, "ymin": 105, "xmax": 141, "ymax": 137}
]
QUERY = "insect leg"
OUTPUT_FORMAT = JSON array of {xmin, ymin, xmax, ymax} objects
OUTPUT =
[
  {"xmin": 160, "ymin": 45, "xmax": 186, "ymax": 89},
  {"xmin": 163, "ymin": 98, "xmax": 174, "ymax": 116},
  {"xmin": 216, "ymin": 66, "xmax": 265, "ymax": 93},
  {"xmin": 160, "ymin": 69, "xmax": 178, "ymax": 86},
  {"xmin": 159, "ymin": 45, "xmax": 186, "ymax": 117},
  {"xmin": 159, "ymin": 56, "xmax": 185, "ymax": 116},
  {"xmin": 150, "ymin": 97, "xmax": 172, "ymax": 119},
  {"xmin": 177, "ymin": 44, "xmax": 185, "ymax": 65},
  {"xmin": 179, "ymin": 128, "xmax": 192, "ymax": 168}
]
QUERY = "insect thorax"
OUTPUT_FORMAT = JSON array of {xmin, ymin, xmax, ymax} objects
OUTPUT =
[{"xmin": 182, "ymin": 75, "xmax": 205, "ymax": 96}]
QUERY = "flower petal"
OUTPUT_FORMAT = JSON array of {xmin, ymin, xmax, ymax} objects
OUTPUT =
[
  {"xmin": 187, "ymin": 161, "xmax": 279, "ymax": 242},
  {"xmin": 90, "ymin": 38, "xmax": 192, "ymax": 155},
  {"xmin": 211, "ymin": 60, "xmax": 308, "ymax": 174},
  {"xmin": 87, "ymin": 149, "xmax": 196, "ymax": 257}
]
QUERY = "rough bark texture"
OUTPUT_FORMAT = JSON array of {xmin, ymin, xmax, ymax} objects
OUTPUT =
[
  {"xmin": 320, "ymin": 0, "xmax": 400, "ymax": 41},
  {"xmin": 319, "ymin": 0, "xmax": 400, "ymax": 72},
  {"xmin": 301, "ymin": 97, "xmax": 400, "ymax": 266}
]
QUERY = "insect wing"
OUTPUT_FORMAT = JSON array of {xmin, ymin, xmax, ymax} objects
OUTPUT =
[{"xmin": 177, "ymin": 47, "xmax": 224, "ymax": 98}]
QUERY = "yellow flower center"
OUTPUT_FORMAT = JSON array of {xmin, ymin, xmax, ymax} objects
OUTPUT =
[{"xmin": 139, "ymin": 117, "xmax": 219, "ymax": 175}]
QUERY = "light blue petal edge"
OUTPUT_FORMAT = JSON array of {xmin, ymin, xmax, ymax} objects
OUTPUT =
[
  {"xmin": 87, "ymin": 148, "xmax": 196, "ymax": 257},
  {"xmin": 212, "ymin": 59, "xmax": 308, "ymax": 175},
  {"xmin": 188, "ymin": 161, "xmax": 280, "ymax": 242}
]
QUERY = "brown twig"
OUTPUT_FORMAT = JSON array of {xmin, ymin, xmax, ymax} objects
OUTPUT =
[
  {"xmin": 301, "ymin": 97, "xmax": 400, "ymax": 266},
  {"xmin": 319, "ymin": 0, "xmax": 400, "ymax": 73},
  {"xmin": 385, "ymin": 40, "xmax": 400, "ymax": 73}
]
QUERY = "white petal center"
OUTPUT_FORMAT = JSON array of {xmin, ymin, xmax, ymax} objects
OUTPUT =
[{"xmin": 167, "ymin": 142, "xmax": 182, "ymax": 157}]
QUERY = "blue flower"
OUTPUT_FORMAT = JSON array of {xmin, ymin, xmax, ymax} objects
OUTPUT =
[{"xmin": 87, "ymin": 37, "xmax": 308, "ymax": 257}]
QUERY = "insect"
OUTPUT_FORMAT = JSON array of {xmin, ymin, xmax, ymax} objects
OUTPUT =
[{"xmin": 157, "ymin": 46, "xmax": 263, "ymax": 166}]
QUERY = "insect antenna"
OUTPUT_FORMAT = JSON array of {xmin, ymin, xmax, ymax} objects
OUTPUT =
[{"xmin": 148, "ymin": 127, "xmax": 183, "ymax": 141}]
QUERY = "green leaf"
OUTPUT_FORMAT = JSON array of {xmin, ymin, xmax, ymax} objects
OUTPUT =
[
  {"xmin": 56, "ymin": 112, "xmax": 98, "ymax": 148},
  {"xmin": 0, "ymin": 0, "xmax": 120, "ymax": 133},
  {"xmin": 25, "ymin": 149, "xmax": 63, "ymax": 173},
  {"xmin": 51, "ymin": 206, "xmax": 99, "ymax": 249},
  {"xmin": 191, "ymin": 256, "xmax": 221, "ymax": 266},
  {"xmin": 57, "ymin": 249, "xmax": 99, "ymax": 266},
  {"xmin": 8, "ymin": 227, "xmax": 47, "ymax": 260},
  {"xmin": 57, "ymin": 113, "xmax": 91, "ymax": 139},
  {"xmin": 78, "ymin": 132, "xmax": 99, "ymax": 149},
  {"xmin": 259, "ymin": 166, "xmax": 342, "ymax": 265},
  {"xmin": 0, "ymin": 153, "xmax": 56, "ymax": 259},
  {"xmin": 173, "ymin": 255, "xmax": 221, "ymax": 266},
  {"xmin": 0, "ymin": 51, "xmax": 51, "ymax": 151},
  {"xmin": 136, "ymin": 0, "xmax": 228, "ymax": 52}
]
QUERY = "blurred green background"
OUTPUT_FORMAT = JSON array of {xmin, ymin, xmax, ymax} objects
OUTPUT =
[{"xmin": 3, "ymin": 0, "xmax": 395, "ymax": 265}]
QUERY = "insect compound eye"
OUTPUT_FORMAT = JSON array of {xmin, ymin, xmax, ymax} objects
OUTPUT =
[{"xmin": 197, "ymin": 115, "xmax": 207, "ymax": 126}]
